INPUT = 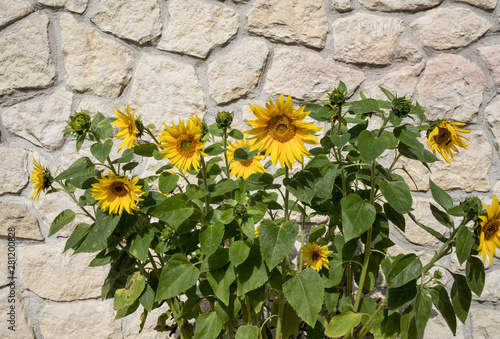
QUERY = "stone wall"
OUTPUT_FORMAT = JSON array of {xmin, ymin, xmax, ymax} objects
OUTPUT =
[{"xmin": 1, "ymin": 0, "xmax": 500, "ymax": 338}]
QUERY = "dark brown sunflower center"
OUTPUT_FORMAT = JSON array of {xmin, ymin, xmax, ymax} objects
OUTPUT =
[
  {"xmin": 312, "ymin": 251, "xmax": 321, "ymax": 262},
  {"xmin": 483, "ymin": 218, "xmax": 500, "ymax": 240},
  {"xmin": 111, "ymin": 181, "xmax": 128, "ymax": 197},
  {"xmin": 178, "ymin": 137, "xmax": 196, "ymax": 156},
  {"xmin": 268, "ymin": 115, "xmax": 296, "ymax": 143},
  {"xmin": 128, "ymin": 124, "xmax": 135, "ymax": 135},
  {"xmin": 434, "ymin": 127, "xmax": 452, "ymax": 146},
  {"xmin": 239, "ymin": 159, "xmax": 254, "ymax": 167}
]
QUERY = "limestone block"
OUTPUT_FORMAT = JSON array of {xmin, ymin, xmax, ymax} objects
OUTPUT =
[
  {"xmin": 0, "ymin": 247, "xmax": 9, "ymax": 287},
  {"xmin": 158, "ymin": 0, "xmax": 239, "ymax": 58},
  {"xmin": 264, "ymin": 47, "xmax": 365, "ymax": 101},
  {"xmin": 470, "ymin": 308, "xmax": 500, "ymax": 338},
  {"xmin": 426, "ymin": 310, "xmax": 465, "ymax": 339},
  {"xmin": 0, "ymin": 13, "xmax": 55, "ymax": 96},
  {"xmin": 128, "ymin": 53, "xmax": 206, "ymax": 129},
  {"xmin": 472, "ymin": 269, "xmax": 500, "ymax": 302},
  {"xmin": 0, "ymin": 202, "xmax": 43, "ymax": 240},
  {"xmin": 359, "ymin": 0, "xmax": 442, "ymax": 11},
  {"xmin": 0, "ymin": 288, "xmax": 35, "ymax": 339},
  {"xmin": 248, "ymin": 0, "xmax": 328, "ymax": 49},
  {"xmin": 332, "ymin": 13, "xmax": 404, "ymax": 65},
  {"xmin": 410, "ymin": 8, "xmax": 491, "ymax": 50},
  {"xmin": 478, "ymin": 45, "xmax": 500, "ymax": 86},
  {"xmin": 18, "ymin": 242, "xmax": 108, "ymax": 301},
  {"xmin": 0, "ymin": 0, "xmax": 33, "ymax": 28},
  {"xmin": 331, "ymin": 0, "xmax": 353, "ymax": 11},
  {"xmin": 2, "ymin": 88, "xmax": 73, "ymax": 150},
  {"xmin": 0, "ymin": 147, "xmax": 28, "ymax": 195},
  {"xmin": 77, "ymin": 97, "xmax": 114, "ymax": 117},
  {"xmin": 60, "ymin": 13, "xmax": 134, "ymax": 98},
  {"xmin": 91, "ymin": 0, "xmax": 161, "ymax": 44},
  {"xmin": 398, "ymin": 39, "xmax": 423, "ymax": 63},
  {"xmin": 39, "ymin": 299, "xmax": 121, "ymax": 339},
  {"xmin": 208, "ymin": 39, "xmax": 269, "ymax": 104},
  {"xmin": 485, "ymin": 96, "xmax": 500, "ymax": 154},
  {"xmin": 416, "ymin": 54, "xmax": 485, "ymax": 123},
  {"xmin": 125, "ymin": 305, "xmax": 175, "ymax": 338},
  {"xmin": 35, "ymin": 0, "xmax": 88, "ymax": 13},
  {"xmin": 460, "ymin": 0, "xmax": 498, "ymax": 9}
]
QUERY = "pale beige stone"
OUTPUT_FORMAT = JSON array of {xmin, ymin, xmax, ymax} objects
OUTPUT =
[
  {"xmin": 77, "ymin": 97, "xmax": 114, "ymax": 117},
  {"xmin": 472, "ymin": 269, "xmax": 500, "ymax": 302},
  {"xmin": 397, "ymin": 131, "xmax": 491, "ymax": 193},
  {"xmin": 398, "ymin": 39, "xmax": 423, "ymax": 63},
  {"xmin": 0, "ymin": 288, "xmax": 35, "ymax": 339},
  {"xmin": 0, "ymin": 0, "xmax": 33, "ymax": 28},
  {"xmin": 0, "ymin": 202, "xmax": 43, "ymax": 240},
  {"xmin": 2, "ymin": 88, "xmax": 73, "ymax": 150},
  {"xmin": 0, "ymin": 13, "xmax": 55, "ymax": 96},
  {"xmin": 359, "ymin": 0, "xmax": 442, "ymax": 11},
  {"xmin": 248, "ymin": 0, "xmax": 328, "ymax": 49},
  {"xmin": 125, "ymin": 305, "xmax": 175, "ymax": 338},
  {"xmin": 158, "ymin": 0, "xmax": 239, "ymax": 58},
  {"xmin": 410, "ymin": 8, "xmax": 491, "ymax": 50},
  {"xmin": 485, "ymin": 96, "xmax": 500, "ymax": 154},
  {"xmin": 478, "ymin": 45, "xmax": 500, "ymax": 86},
  {"xmin": 264, "ymin": 47, "xmax": 365, "ymax": 101},
  {"xmin": 426, "ymin": 310, "xmax": 465, "ymax": 339},
  {"xmin": 60, "ymin": 13, "xmax": 134, "ymax": 98},
  {"xmin": 208, "ymin": 39, "xmax": 269, "ymax": 104},
  {"xmin": 361, "ymin": 63, "xmax": 425, "ymax": 100},
  {"xmin": 35, "ymin": 0, "xmax": 88, "ymax": 13},
  {"xmin": 19, "ymin": 242, "xmax": 108, "ymax": 301},
  {"xmin": 470, "ymin": 308, "xmax": 500, "ymax": 338},
  {"xmin": 91, "ymin": 0, "xmax": 161, "ymax": 44},
  {"xmin": 0, "ymin": 147, "xmax": 28, "ymax": 195},
  {"xmin": 332, "ymin": 13, "xmax": 404, "ymax": 65},
  {"xmin": 128, "ymin": 53, "xmax": 206, "ymax": 129},
  {"xmin": 416, "ymin": 54, "xmax": 485, "ymax": 123},
  {"xmin": 331, "ymin": 0, "xmax": 353, "ymax": 11},
  {"xmin": 460, "ymin": 0, "xmax": 498, "ymax": 9},
  {"xmin": 39, "ymin": 299, "xmax": 121, "ymax": 339},
  {"xmin": 0, "ymin": 246, "xmax": 10, "ymax": 287}
]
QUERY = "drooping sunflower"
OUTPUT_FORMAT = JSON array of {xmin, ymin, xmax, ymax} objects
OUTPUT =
[
  {"xmin": 245, "ymin": 94, "xmax": 322, "ymax": 169},
  {"xmin": 112, "ymin": 104, "xmax": 144, "ymax": 152},
  {"xmin": 301, "ymin": 241, "xmax": 330, "ymax": 272},
  {"xmin": 478, "ymin": 195, "xmax": 500, "ymax": 264},
  {"xmin": 227, "ymin": 139, "xmax": 266, "ymax": 180},
  {"xmin": 158, "ymin": 116, "xmax": 207, "ymax": 172},
  {"xmin": 91, "ymin": 172, "xmax": 144, "ymax": 215},
  {"xmin": 29, "ymin": 157, "xmax": 53, "ymax": 203},
  {"xmin": 427, "ymin": 120, "xmax": 470, "ymax": 164}
]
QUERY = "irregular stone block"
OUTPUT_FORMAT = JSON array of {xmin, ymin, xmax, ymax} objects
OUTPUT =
[
  {"xmin": 470, "ymin": 308, "xmax": 500, "ymax": 338},
  {"xmin": 331, "ymin": 0, "xmax": 353, "ymax": 11},
  {"xmin": 398, "ymin": 39, "xmax": 423, "ymax": 63},
  {"xmin": 0, "ymin": 147, "xmax": 28, "ymax": 195},
  {"xmin": 460, "ymin": 0, "xmax": 498, "ymax": 9},
  {"xmin": 478, "ymin": 44, "xmax": 500, "ymax": 86},
  {"xmin": 359, "ymin": 0, "xmax": 442, "ymax": 11},
  {"xmin": 35, "ymin": 0, "xmax": 88, "ymax": 13},
  {"xmin": 0, "ymin": 0, "xmax": 33, "ymax": 28},
  {"xmin": 0, "ymin": 202, "xmax": 43, "ymax": 240},
  {"xmin": 0, "ymin": 288, "xmax": 35, "ymax": 338},
  {"xmin": 485, "ymin": 96, "xmax": 500, "ymax": 155}
]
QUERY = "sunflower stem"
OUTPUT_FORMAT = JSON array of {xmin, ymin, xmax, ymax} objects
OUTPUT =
[
  {"xmin": 284, "ymin": 166, "xmax": 290, "ymax": 222},
  {"xmin": 166, "ymin": 298, "xmax": 190, "ymax": 339},
  {"xmin": 355, "ymin": 299, "xmax": 387, "ymax": 339},
  {"xmin": 200, "ymin": 155, "xmax": 210, "ymax": 215},
  {"xmin": 276, "ymin": 259, "xmax": 287, "ymax": 339},
  {"xmin": 223, "ymin": 127, "xmax": 231, "ymax": 178}
]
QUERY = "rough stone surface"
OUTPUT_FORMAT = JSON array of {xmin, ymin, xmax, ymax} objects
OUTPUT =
[
  {"xmin": 208, "ymin": 39, "xmax": 269, "ymax": 104},
  {"xmin": 60, "ymin": 13, "xmax": 134, "ymax": 98},
  {"xmin": 361, "ymin": 63, "xmax": 425, "ymax": 100},
  {"xmin": 0, "ymin": 202, "xmax": 43, "ymax": 240},
  {"xmin": 91, "ymin": 0, "xmax": 161, "ymax": 44},
  {"xmin": 264, "ymin": 48, "xmax": 366, "ymax": 101},
  {"xmin": 2, "ymin": 88, "xmax": 73, "ymax": 150},
  {"xmin": 77, "ymin": 97, "xmax": 114, "ymax": 117},
  {"xmin": 0, "ymin": 288, "xmax": 35, "ymax": 339},
  {"xmin": 0, "ymin": 0, "xmax": 33, "ymax": 28},
  {"xmin": 158, "ymin": 0, "xmax": 239, "ymax": 58},
  {"xmin": 397, "ymin": 131, "xmax": 491, "ymax": 192},
  {"xmin": 0, "ymin": 247, "xmax": 9, "ymax": 287},
  {"xmin": 0, "ymin": 147, "xmax": 28, "ymax": 194},
  {"xmin": 359, "ymin": 0, "xmax": 442, "ymax": 11},
  {"xmin": 35, "ymin": 0, "xmax": 88, "ymax": 13},
  {"xmin": 460, "ymin": 0, "xmax": 498, "ymax": 9},
  {"xmin": 248, "ymin": 0, "xmax": 328, "ymax": 49},
  {"xmin": 18, "ymin": 242, "xmax": 108, "ymax": 301},
  {"xmin": 410, "ymin": 8, "xmax": 491, "ymax": 50},
  {"xmin": 398, "ymin": 39, "xmax": 423, "ymax": 63},
  {"xmin": 416, "ymin": 54, "xmax": 485, "ymax": 123},
  {"xmin": 401, "ymin": 197, "xmax": 448, "ymax": 246},
  {"xmin": 426, "ymin": 311, "xmax": 465, "ymax": 339},
  {"xmin": 331, "ymin": 0, "xmax": 353, "ymax": 11},
  {"xmin": 486, "ymin": 96, "xmax": 500, "ymax": 154},
  {"xmin": 332, "ymin": 13, "xmax": 404, "ymax": 65},
  {"xmin": 39, "ymin": 299, "xmax": 121, "ymax": 339},
  {"xmin": 0, "ymin": 13, "xmax": 55, "ymax": 96},
  {"xmin": 128, "ymin": 53, "xmax": 205, "ymax": 129},
  {"xmin": 470, "ymin": 308, "xmax": 500, "ymax": 338},
  {"xmin": 478, "ymin": 45, "xmax": 500, "ymax": 86},
  {"xmin": 473, "ymin": 269, "xmax": 500, "ymax": 302},
  {"xmin": 125, "ymin": 305, "xmax": 175, "ymax": 338}
]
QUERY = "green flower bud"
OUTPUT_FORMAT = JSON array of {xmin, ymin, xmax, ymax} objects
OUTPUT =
[
  {"xmin": 433, "ymin": 269, "xmax": 443, "ymax": 280},
  {"xmin": 65, "ymin": 110, "xmax": 91, "ymax": 136},
  {"xmin": 233, "ymin": 203, "xmax": 247, "ymax": 218},
  {"xmin": 216, "ymin": 111, "xmax": 234, "ymax": 129},
  {"xmin": 391, "ymin": 97, "xmax": 412, "ymax": 118},
  {"xmin": 200, "ymin": 121, "xmax": 209, "ymax": 141},
  {"xmin": 328, "ymin": 89, "xmax": 346, "ymax": 107},
  {"xmin": 460, "ymin": 196, "xmax": 482, "ymax": 215}
]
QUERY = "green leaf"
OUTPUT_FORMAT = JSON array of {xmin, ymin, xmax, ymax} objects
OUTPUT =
[
  {"xmin": 283, "ymin": 268, "xmax": 324, "ymax": 327},
  {"xmin": 113, "ymin": 272, "xmax": 146, "ymax": 309},
  {"xmin": 207, "ymin": 264, "xmax": 236, "ymax": 306},
  {"xmin": 259, "ymin": 220, "xmax": 299, "ymax": 270},
  {"xmin": 331, "ymin": 132, "xmax": 351, "ymax": 148},
  {"xmin": 456, "ymin": 226, "xmax": 475, "ymax": 265},
  {"xmin": 309, "ymin": 225, "xmax": 326, "ymax": 243},
  {"xmin": 349, "ymin": 98, "xmax": 383, "ymax": 115},
  {"xmin": 240, "ymin": 216, "xmax": 256, "ymax": 240},
  {"xmin": 236, "ymin": 245, "xmax": 268, "ymax": 296},
  {"xmin": 201, "ymin": 248, "xmax": 230, "ymax": 273},
  {"xmin": 408, "ymin": 212, "xmax": 447, "ymax": 243},
  {"xmin": 386, "ymin": 254, "xmax": 422, "ymax": 289},
  {"xmin": 64, "ymin": 223, "xmax": 92, "ymax": 252},
  {"xmin": 233, "ymin": 147, "xmax": 259, "ymax": 161},
  {"xmin": 415, "ymin": 291, "xmax": 432, "ymax": 338},
  {"xmin": 133, "ymin": 143, "xmax": 158, "ymax": 157},
  {"xmin": 158, "ymin": 172, "xmax": 178, "ymax": 194},
  {"xmin": 129, "ymin": 227, "xmax": 154, "ymax": 262},
  {"xmin": 383, "ymin": 203, "xmax": 405, "ymax": 232},
  {"xmin": 211, "ymin": 179, "xmax": 238, "ymax": 197},
  {"xmin": 387, "ymin": 279, "xmax": 417, "ymax": 310},
  {"xmin": 55, "ymin": 157, "xmax": 95, "ymax": 181},
  {"xmin": 235, "ymin": 325, "xmax": 259, "ymax": 339},
  {"xmin": 229, "ymin": 129, "xmax": 244, "ymax": 140},
  {"xmin": 139, "ymin": 284, "xmax": 155, "ymax": 312},
  {"xmin": 283, "ymin": 171, "xmax": 315, "ymax": 205},
  {"xmin": 451, "ymin": 274, "xmax": 471, "ymax": 324},
  {"xmin": 358, "ymin": 130, "xmax": 391, "ymax": 161},
  {"xmin": 90, "ymin": 139, "xmax": 113, "ymax": 163},
  {"xmin": 204, "ymin": 143, "xmax": 226, "ymax": 156},
  {"xmin": 200, "ymin": 222, "xmax": 224, "ymax": 256},
  {"xmin": 229, "ymin": 240, "xmax": 251, "ymax": 267},
  {"xmin": 429, "ymin": 179, "xmax": 453, "ymax": 210},
  {"xmin": 194, "ymin": 312, "xmax": 222, "ymax": 339},
  {"xmin": 430, "ymin": 284, "xmax": 457, "ymax": 335},
  {"xmin": 245, "ymin": 173, "xmax": 279, "ymax": 191},
  {"xmin": 112, "ymin": 148, "xmax": 134, "ymax": 164},
  {"xmin": 151, "ymin": 194, "xmax": 194, "ymax": 230},
  {"xmin": 373, "ymin": 309, "xmax": 400, "ymax": 339},
  {"xmin": 341, "ymin": 194, "xmax": 376, "ymax": 242},
  {"xmin": 271, "ymin": 301, "xmax": 301, "ymax": 338},
  {"xmin": 49, "ymin": 209, "xmax": 75, "ymax": 237},
  {"xmin": 322, "ymin": 257, "xmax": 344, "ymax": 288},
  {"xmin": 379, "ymin": 180, "xmax": 412, "ymax": 214},
  {"xmin": 325, "ymin": 311, "xmax": 363, "ymax": 338},
  {"xmin": 430, "ymin": 203, "xmax": 454, "ymax": 228},
  {"xmin": 156, "ymin": 253, "xmax": 200, "ymax": 301},
  {"xmin": 466, "ymin": 256, "xmax": 485, "ymax": 296},
  {"xmin": 380, "ymin": 86, "xmax": 395, "ymax": 101}
]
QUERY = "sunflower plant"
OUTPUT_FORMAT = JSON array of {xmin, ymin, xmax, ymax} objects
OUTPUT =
[{"xmin": 31, "ymin": 83, "xmax": 492, "ymax": 339}]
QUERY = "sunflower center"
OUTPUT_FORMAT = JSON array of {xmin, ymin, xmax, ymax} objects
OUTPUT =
[
  {"xmin": 128, "ymin": 124, "xmax": 135, "ymax": 135},
  {"xmin": 111, "ymin": 181, "xmax": 128, "ymax": 197},
  {"xmin": 178, "ymin": 137, "xmax": 196, "ymax": 156},
  {"xmin": 484, "ymin": 218, "xmax": 500, "ymax": 241},
  {"xmin": 268, "ymin": 115, "xmax": 296, "ymax": 143},
  {"xmin": 239, "ymin": 158, "xmax": 254, "ymax": 167},
  {"xmin": 434, "ymin": 127, "xmax": 452, "ymax": 146},
  {"xmin": 312, "ymin": 251, "xmax": 321, "ymax": 262}
]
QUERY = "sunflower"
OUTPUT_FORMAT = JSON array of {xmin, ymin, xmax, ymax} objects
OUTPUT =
[
  {"xmin": 301, "ymin": 241, "xmax": 330, "ymax": 272},
  {"xmin": 255, "ymin": 226, "xmax": 259, "ymax": 238},
  {"xmin": 29, "ymin": 157, "xmax": 53, "ymax": 203},
  {"xmin": 91, "ymin": 172, "xmax": 144, "ymax": 215},
  {"xmin": 427, "ymin": 120, "xmax": 470, "ymax": 164},
  {"xmin": 478, "ymin": 195, "xmax": 500, "ymax": 264},
  {"xmin": 227, "ymin": 139, "xmax": 266, "ymax": 180},
  {"xmin": 245, "ymin": 94, "xmax": 321, "ymax": 169},
  {"xmin": 158, "ymin": 116, "xmax": 207, "ymax": 172},
  {"xmin": 112, "ymin": 104, "xmax": 144, "ymax": 152}
]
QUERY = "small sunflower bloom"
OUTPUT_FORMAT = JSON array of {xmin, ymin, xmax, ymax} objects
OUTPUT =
[
  {"xmin": 478, "ymin": 195, "xmax": 500, "ymax": 264},
  {"xmin": 112, "ymin": 104, "xmax": 144, "ymax": 152},
  {"xmin": 255, "ymin": 226, "xmax": 259, "ymax": 238},
  {"xmin": 427, "ymin": 120, "xmax": 470, "ymax": 164},
  {"xmin": 29, "ymin": 157, "xmax": 53, "ymax": 203},
  {"xmin": 227, "ymin": 139, "xmax": 266, "ymax": 180},
  {"xmin": 245, "ymin": 94, "xmax": 322, "ymax": 169},
  {"xmin": 301, "ymin": 241, "xmax": 330, "ymax": 272},
  {"xmin": 91, "ymin": 172, "xmax": 144, "ymax": 215}
]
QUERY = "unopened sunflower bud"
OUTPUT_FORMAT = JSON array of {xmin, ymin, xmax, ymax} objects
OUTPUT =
[
  {"xmin": 328, "ymin": 89, "xmax": 346, "ymax": 107},
  {"xmin": 461, "ymin": 196, "xmax": 482, "ymax": 216},
  {"xmin": 233, "ymin": 203, "xmax": 247, "ymax": 218},
  {"xmin": 391, "ymin": 97, "xmax": 412, "ymax": 118},
  {"xmin": 433, "ymin": 269, "xmax": 443, "ymax": 280},
  {"xmin": 65, "ymin": 110, "xmax": 91, "ymax": 136},
  {"xmin": 216, "ymin": 111, "xmax": 234, "ymax": 129}
]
